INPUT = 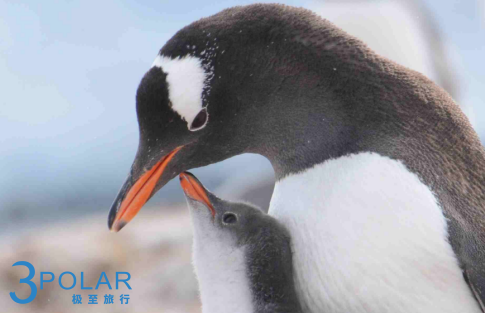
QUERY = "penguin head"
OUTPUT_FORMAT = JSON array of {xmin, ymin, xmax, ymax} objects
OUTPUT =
[
  {"xmin": 108, "ymin": 5, "xmax": 288, "ymax": 232},
  {"xmin": 179, "ymin": 171, "xmax": 267, "ymax": 244},
  {"xmin": 179, "ymin": 171, "xmax": 293, "ymax": 247},
  {"xmin": 108, "ymin": 4, "xmax": 351, "ymax": 231}
]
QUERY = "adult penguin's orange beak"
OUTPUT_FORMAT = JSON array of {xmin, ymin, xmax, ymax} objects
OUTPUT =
[{"xmin": 108, "ymin": 146, "xmax": 183, "ymax": 232}]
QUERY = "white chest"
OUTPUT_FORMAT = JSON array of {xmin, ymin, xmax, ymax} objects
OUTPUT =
[
  {"xmin": 269, "ymin": 152, "xmax": 481, "ymax": 313},
  {"xmin": 190, "ymin": 209, "xmax": 254, "ymax": 313}
]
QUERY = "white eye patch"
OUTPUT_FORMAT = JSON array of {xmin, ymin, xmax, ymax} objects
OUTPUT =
[{"xmin": 152, "ymin": 55, "xmax": 208, "ymax": 128}]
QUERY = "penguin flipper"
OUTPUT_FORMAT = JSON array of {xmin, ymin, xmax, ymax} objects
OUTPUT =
[{"xmin": 464, "ymin": 268, "xmax": 485, "ymax": 312}]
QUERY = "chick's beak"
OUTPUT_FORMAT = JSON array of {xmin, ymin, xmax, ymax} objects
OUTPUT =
[{"xmin": 179, "ymin": 172, "xmax": 215, "ymax": 217}]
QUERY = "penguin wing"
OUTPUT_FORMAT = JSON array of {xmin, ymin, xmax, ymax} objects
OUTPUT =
[{"xmin": 464, "ymin": 268, "xmax": 485, "ymax": 312}]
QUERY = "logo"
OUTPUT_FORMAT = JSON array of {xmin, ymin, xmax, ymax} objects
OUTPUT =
[{"xmin": 9, "ymin": 261, "xmax": 132, "ymax": 305}]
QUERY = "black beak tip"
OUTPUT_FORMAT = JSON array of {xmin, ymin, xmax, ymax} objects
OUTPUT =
[
  {"xmin": 107, "ymin": 202, "xmax": 119, "ymax": 230},
  {"xmin": 112, "ymin": 220, "xmax": 127, "ymax": 232}
]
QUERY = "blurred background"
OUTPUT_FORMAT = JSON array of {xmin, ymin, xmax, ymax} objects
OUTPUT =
[{"xmin": 1, "ymin": 0, "xmax": 484, "ymax": 311}]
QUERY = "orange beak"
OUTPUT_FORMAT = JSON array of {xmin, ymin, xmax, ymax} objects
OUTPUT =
[
  {"xmin": 111, "ymin": 146, "xmax": 183, "ymax": 232},
  {"xmin": 179, "ymin": 172, "xmax": 215, "ymax": 217}
]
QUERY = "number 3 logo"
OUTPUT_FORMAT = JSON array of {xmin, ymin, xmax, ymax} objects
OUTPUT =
[{"xmin": 10, "ymin": 261, "xmax": 38, "ymax": 304}]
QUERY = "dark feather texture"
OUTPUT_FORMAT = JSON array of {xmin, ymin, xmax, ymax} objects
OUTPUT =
[{"xmin": 115, "ymin": 4, "xmax": 485, "ymax": 308}]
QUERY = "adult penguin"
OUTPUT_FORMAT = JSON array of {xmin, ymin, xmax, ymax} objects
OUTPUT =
[{"xmin": 107, "ymin": 4, "xmax": 485, "ymax": 313}]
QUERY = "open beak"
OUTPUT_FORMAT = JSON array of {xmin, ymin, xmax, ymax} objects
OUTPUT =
[
  {"xmin": 108, "ymin": 146, "xmax": 183, "ymax": 232},
  {"xmin": 179, "ymin": 172, "xmax": 215, "ymax": 217}
]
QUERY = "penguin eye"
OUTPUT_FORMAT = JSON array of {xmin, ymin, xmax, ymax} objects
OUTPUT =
[
  {"xmin": 189, "ymin": 108, "xmax": 208, "ymax": 131},
  {"xmin": 222, "ymin": 212, "xmax": 237, "ymax": 224}
]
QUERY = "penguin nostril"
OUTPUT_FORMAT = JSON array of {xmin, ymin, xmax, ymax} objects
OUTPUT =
[{"xmin": 222, "ymin": 212, "xmax": 237, "ymax": 224}]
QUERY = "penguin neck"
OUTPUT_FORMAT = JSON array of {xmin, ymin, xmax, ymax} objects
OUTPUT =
[
  {"xmin": 239, "ymin": 53, "xmax": 458, "ymax": 182},
  {"xmin": 246, "ymin": 67, "xmax": 376, "ymax": 180},
  {"xmin": 191, "ymin": 220, "xmax": 255, "ymax": 313},
  {"xmin": 191, "ymin": 214, "xmax": 302, "ymax": 313},
  {"xmin": 224, "ymin": 41, "xmax": 393, "ymax": 180},
  {"xmin": 193, "ymin": 235, "xmax": 302, "ymax": 313}
]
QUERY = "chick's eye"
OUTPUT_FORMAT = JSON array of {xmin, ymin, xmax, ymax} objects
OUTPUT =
[
  {"xmin": 222, "ymin": 213, "xmax": 237, "ymax": 224},
  {"xmin": 189, "ymin": 108, "xmax": 208, "ymax": 131}
]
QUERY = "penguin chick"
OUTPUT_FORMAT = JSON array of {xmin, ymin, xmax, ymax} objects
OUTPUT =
[{"xmin": 179, "ymin": 172, "xmax": 302, "ymax": 313}]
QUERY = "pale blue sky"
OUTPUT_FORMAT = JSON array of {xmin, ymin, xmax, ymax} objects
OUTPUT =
[{"xmin": 0, "ymin": 0, "xmax": 484, "ymax": 229}]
